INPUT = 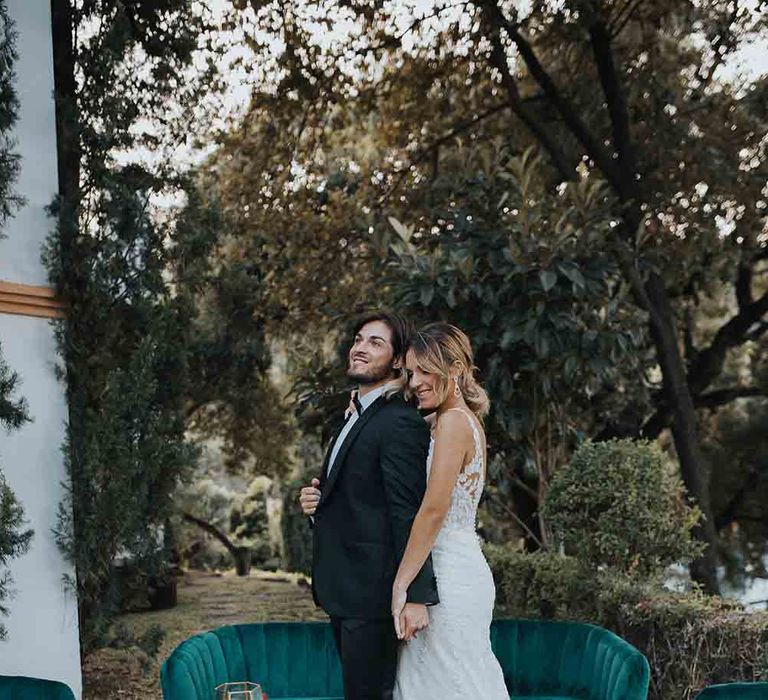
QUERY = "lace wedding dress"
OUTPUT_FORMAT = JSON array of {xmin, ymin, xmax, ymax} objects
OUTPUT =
[{"xmin": 394, "ymin": 408, "xmax": 509, "ymax": 699}]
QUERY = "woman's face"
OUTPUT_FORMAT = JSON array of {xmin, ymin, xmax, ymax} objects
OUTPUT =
[{"xmin": 406, "ymin": 348, "xmax": 441, "ymax": 411}]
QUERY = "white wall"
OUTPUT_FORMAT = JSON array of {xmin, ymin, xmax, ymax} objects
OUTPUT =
[
  {"xmin": 0, "ymin": 0, "xmax": 82, "ymax": 696},
  {"xmin": 0, "ymin": 316, "xmax": 81, "ymax": 697}
]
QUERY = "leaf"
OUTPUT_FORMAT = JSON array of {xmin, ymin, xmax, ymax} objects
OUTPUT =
[
  {"xmin": 420, "ymin": 285, "xmax": 434, "ymax": 307},
  {"xmin": 388, "ymin": 216, "xmax": 413, "ymax": 243},
  {"xmin": 539, "ymin": 269, "xmax": 557, "ymax": 292},
  {"xmin": 558, "ymin": 265, "xmax": 585, "ymax": 289}
]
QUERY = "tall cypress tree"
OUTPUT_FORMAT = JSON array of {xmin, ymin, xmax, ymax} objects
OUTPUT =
[
  {"xmin": 0, "ymin": 1, "xmax": 32, "ymax": 642},
  {"xmin": 0, "ymin": 344, "xmax": 34, "ymax": 641},
  {"xmin": 46, "ymin": 1, "xmax": 217, "ymax": 652}
]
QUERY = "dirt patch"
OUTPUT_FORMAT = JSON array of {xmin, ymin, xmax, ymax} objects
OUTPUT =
[{"xmin": 83, "ymin": 570, "xmax": 328, "ymax": 699}]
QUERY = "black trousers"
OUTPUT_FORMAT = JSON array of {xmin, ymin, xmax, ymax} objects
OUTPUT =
[{"xmin": 330, "ymin": 616, "xmax": 399, "ymax": 700}]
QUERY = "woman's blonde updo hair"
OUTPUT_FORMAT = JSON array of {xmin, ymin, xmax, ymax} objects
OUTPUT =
[{"xmin": 407, "ymin": 322, "xmax": 490, "ymax": 421}]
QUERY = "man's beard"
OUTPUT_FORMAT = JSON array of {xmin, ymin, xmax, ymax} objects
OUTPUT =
[{"xmin": 347, "ymin": 363, "xmax": 395, "ymax": 385}]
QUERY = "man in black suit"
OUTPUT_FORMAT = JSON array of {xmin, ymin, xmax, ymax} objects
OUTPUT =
[{"xmin": 299, "ymin": 311, "xmax": 439, "ymax": 700}]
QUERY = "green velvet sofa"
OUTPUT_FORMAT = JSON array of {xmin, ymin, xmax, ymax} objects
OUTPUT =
[
  {"xmin": 695, "ymin": 683, "xmax": 768, "ymax": 699},
  {"xmin": 161, "ymin": 619, "xmax": 650, "ymax": 699},
  {"xmin": 0, "ymin": 675, "xmax": 75, "ymax": 699}
]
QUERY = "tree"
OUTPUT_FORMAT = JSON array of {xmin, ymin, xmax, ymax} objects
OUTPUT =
[
  {"xmin": 0, "ymin": 2, "xmax": 33, "ymax": 642},
  {"xmin": 0, "ymin": 0, "xmax": 22, "ymax": 230},
  {"xmin": 212, "ymin": 0, "xmax": 768, "ymax": 592},
  {"xmin": 386, "ymin": 146, "xmax": 644, "ymax": 544},
  {"xmin": 46, "ymin": 0, "xmax": 242, "ymax": 652},
  {"xmin": 0, "ymin": 346, "xmax": 34, "ymax": 641}
]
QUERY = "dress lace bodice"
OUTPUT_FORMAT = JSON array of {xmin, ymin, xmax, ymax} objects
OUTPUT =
[{"xmin": 426, "ymin": 408, "xmax": 485, "ymax": 534}]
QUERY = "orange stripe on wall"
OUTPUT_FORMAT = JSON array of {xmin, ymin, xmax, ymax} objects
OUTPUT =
[{"xmin": 0, "ymin": 280, "xmax": 67, "ymax": 319}]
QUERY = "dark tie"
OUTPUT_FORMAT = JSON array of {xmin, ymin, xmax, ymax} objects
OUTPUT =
[{"xmin": 353, "ymin": 394, "xmax": 363, "ymax": 416}]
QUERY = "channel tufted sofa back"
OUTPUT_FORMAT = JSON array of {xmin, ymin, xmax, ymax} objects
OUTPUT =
[{"xmin": 161, "ymin": 619, "xmax": 650, "ymax": 700}]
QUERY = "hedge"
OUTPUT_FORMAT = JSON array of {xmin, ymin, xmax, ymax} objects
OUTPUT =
[{"xmin": 487, "ymin": 546, "xmax": 768, "ymax": 700}]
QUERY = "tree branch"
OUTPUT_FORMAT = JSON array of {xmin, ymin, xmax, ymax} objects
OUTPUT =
[
  {"xmin": 377, "ymin": 98, "xmax": 529, "ymax": 204},
  {"xmin": 689, "ymin": 288, "xmax": 768, "ymax": 395},
  {"xmin": 483, "ymin": 19, "xmax": 575, "ymax": 182},
  {"xmin": 182, "ymin": 511, "xmax": 238, "ymax": 555},
  {"xmin": 587, "ymin": 11, "xmax": 639, "ymax": 202},
  {"xmin": 642, "ymin": 383, "xmax": 767, "ymax": 438},
  {"xmin": 696, "ymin": 386, "xmax": 766, "ymax": 408},
  {"xmin": 609, "ymin": 0, "xmax": 645, "ymax": 39},
  {"xmin": 735, "ymin": 258, "xmax": 754, "ymax": 310},
  {"xmin": 746, "ymin": 320, "xmax": 768, "ymax": 342},
  {"xmin": 482, "ymin": 0, "xmax": 620, "ymax": 188}
]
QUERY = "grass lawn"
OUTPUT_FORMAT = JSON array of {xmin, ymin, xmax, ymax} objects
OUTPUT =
[{"xmin": 83, "ymin": 569, "xmax": 328, "ymax": 699}]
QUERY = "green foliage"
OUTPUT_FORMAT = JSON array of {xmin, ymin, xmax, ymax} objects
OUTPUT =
[
  {"xmin": 0, "ymin": 345, "xmax": 33, "ymax": 641},
  {"xmin": 0, "ymin": 6, "xmax": 31, "ymax": 642},
  {"xmin": 48, "ymin": 233, "xmax": 199, "ymax": 648},
  {"xmin": 230, "ymin": 477, "xmax": 273, "ymax": 566},
  {"xmin": 0, "ymin": 473, "xmax": 33, "ymax": 641},
  {"xmin": 704, "ymin": 386, "xmax": 768, "ymax": 585},
  {"xmin": 44, "ymin": 0, "xmax": 293, "ymax": 652},
  {"xmin": 0, "ymin": 0, "xmax": 22, "ymax": 234},
  {"xmin": 210, "ymin": 0, "xmax": 768, "ymax": 586},
  {"xmin": 44, "ymin": 0, "xmax": 223, "ymax": 652},
  {"xmin": 179, "ymin": 190, "xmax": 297, "ymax": 477},
  {"xmin": 487, "ymin": 546, "xmax": 768, "ymax": 700},
  {"xmin": 388, "ymin": 148, "xmax": 641, "ymax": 441},
  {"xmin": 385, "ymin": 147, "xmax": 647, "ymax": 544},
  {"xmin": 543, "ymin": 439, "xmax": 703, "ymax": 576}
]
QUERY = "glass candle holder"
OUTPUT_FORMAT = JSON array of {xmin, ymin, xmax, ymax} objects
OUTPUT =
[{"xmin": 214, "ymin": 681, "xmax": 263, "ymax": 699}]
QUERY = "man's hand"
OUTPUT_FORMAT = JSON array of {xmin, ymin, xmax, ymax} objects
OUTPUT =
[
  {"xmin": 397, "ymin": 603, "xmax": 429, "ymax": 642},
  {"xmin": 299, "ymin": 478, "xmax": 321, "ymax": 516}
]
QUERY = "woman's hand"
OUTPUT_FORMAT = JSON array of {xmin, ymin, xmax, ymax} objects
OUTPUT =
[
  {"xmin": 392, "ymin": 581, "xmax": 407, "ymax": 636},
  {"xmin": 392, "ymin": 581, "xmax": 429, "ymax": 641}
]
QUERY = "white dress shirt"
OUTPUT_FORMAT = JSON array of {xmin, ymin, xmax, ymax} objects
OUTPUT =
[{"xmin": 326, "ymin": 381, "xmax": 397, "ymax": 477}]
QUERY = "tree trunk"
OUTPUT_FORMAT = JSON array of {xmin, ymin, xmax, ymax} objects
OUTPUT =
[
  {"xmin": 640, "ymin": 272, "xmax": 720, "ymax": 593},
  {"xmin": 182, "ymin": 512, "xmax": 252, "ymax": 577},
  {"xmin": 50, "ymin": 0, "xmax": 79, "ymax": 207},
  {"xmin": 233, "ymin": 546, "xmax": 252, "ymax": 577}
]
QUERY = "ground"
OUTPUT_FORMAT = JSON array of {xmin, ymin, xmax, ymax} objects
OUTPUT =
[{"xmin": 83, "ymin": 570, "xmax": 327, "ymax": 699}]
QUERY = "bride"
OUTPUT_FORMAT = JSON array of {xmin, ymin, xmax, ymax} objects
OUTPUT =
[{"xmin": 391, "ymin": 322, "xmax": 509, "ymax": 699}]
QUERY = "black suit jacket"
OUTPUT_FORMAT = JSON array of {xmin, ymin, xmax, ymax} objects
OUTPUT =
[{"xmin": 311, "ymin": 393, "xmax": 439, "ymax": 619}]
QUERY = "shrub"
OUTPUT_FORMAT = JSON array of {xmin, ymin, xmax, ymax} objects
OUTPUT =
[
  {"xmin": 487, "ymin": 546, "xmax": 768, "ymax": 700},
  {"xmin": 542, "ymin": 438, "xmax": 703, "ymax": 576}
]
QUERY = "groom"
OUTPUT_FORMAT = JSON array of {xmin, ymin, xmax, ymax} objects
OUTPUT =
[{"xmin": 299, "ymin": 311, "xmax": 439, "ymax": 700}]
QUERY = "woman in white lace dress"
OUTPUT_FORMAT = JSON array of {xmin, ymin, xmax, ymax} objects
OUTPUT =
[{"xmin": 392, "ymin": 322, "xmax": 509, "ymax": 699}]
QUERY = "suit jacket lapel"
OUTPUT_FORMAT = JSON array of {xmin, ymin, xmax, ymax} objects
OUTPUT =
[
  {"xmin": 319, "ymin": 395, "xmax": 387, "ymax": 506},
  {"xmin": 318, "ymin": 420, "xmax": 346, "ymax": 488}
]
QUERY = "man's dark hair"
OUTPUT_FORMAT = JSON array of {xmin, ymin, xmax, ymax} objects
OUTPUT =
[{"xmin": 352, "ymin": 310, "xmax": 412, "ymax": 361}]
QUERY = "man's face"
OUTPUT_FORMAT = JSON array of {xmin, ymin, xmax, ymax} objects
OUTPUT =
[{"xmin": 347, "ymin": 320, "xmax": 400, "ymax": 385}]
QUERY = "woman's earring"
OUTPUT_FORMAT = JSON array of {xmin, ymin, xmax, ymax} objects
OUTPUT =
[{"xmin": 454, "ymin": 376, "xmax": 461, "ymax": 398}]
